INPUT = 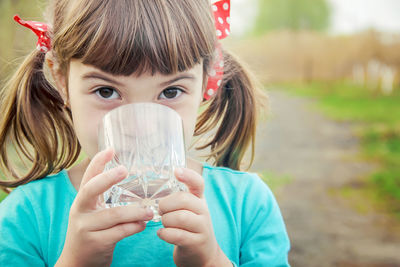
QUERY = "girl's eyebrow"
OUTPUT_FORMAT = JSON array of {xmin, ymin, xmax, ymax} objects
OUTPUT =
[
  {"xmin": 160, "ymin": 74, "xmax": 196, "ymax": 87},
  {"xmin": 81, "ymin": 72, "xmax": 195, "ymax": 87},
  {"xmin": 81, "ymin": 71, "xmax": 123, "ymax": 86}
]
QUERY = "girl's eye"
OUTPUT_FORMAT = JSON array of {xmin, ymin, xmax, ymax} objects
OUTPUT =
[
  {"xmin": 159, "ymin": 87, "xmax": 183, "ymax": 99},
  {"xmin": 95, "ymin": 87, "xmax": 120, "ymax": 100}
]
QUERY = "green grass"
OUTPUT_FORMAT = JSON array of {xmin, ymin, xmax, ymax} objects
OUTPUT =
[
  {"xmin": 0, "ymin": 191, "xmax": 6, "ymax": 202},
  {"xmin": 279, "ymin": 80, "xmax": 400, "ymax": 212},
  {"xmin": 282, "ymin": 81, "xmax": 400, "ymax": 124},
  {"xmin": 260, "ymin": 171, "xmax": 292, "ymax": 193}
]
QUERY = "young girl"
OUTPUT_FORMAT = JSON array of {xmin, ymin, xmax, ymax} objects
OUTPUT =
[{"xmin": 0, "ymin": 0, "xmax": 290, "ymax": 266}]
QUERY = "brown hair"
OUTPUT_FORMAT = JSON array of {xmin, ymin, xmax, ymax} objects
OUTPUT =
[{"xmin": 0, "ymin": 0, "xmax": 266, "ymax": 190}]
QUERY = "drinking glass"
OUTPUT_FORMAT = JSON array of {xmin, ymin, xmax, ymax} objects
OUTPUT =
[{"xmin": 98, "ymin": 103, "xmax": 187, "ymax": 222}]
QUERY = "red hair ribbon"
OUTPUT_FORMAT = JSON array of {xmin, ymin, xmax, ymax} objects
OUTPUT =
[
  {"xmin": 204, "ymin": 0, "xmax": 231, "ymax": 100},
  {"xmin": 14, "ymin": 15, "xmax": 51, "ymax": 53}
]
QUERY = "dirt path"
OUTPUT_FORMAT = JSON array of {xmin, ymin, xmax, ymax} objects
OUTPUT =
[{"xmin": 250, "ymin": 90, "xmax": 400, "ymax": 267}]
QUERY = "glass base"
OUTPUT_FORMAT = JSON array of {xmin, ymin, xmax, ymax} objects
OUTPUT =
[
  {"xmin": 104, "ymin": 198, "xmax": 162, "ymax": 222},
  {"xmin": 103, "ymin": 176, "xmax": 186, "ymax": 222}
]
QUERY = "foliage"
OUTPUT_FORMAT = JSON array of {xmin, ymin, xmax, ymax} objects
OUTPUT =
[
  {"xmin": 281, "ymin": 81, "xmax": 400, "ymax": 209},
  {"xmin": 253, "ymin": 0, "xmax": 331, "ymax": 35}
]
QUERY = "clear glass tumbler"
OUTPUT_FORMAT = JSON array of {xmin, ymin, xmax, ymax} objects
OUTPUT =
[{"xmin": 98, "ymin": 103, "xmax": 187, "ymax": 222}]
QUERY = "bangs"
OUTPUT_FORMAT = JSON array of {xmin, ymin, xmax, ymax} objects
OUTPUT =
[{"xmin": 60, "ymin": 0, "xmax": 216, "ymax": 76}]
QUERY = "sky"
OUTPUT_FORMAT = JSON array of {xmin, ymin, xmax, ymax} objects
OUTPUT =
[
  {"xmin": 328, "ymin": 0, "xmax": 400, "ymax": 34},
  {"xmin": 228, "ymin": 0, "xmax": 400, "ymax": 36}
]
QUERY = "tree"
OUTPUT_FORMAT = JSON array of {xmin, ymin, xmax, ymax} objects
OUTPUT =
[{"xmin": 254, "ymin": 0, "xmax": 331, "ymax": 34}]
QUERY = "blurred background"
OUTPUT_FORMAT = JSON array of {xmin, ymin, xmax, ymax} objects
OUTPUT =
[
  {"xmin": 1, "ymin": 0, "xmax": 400, "ymax": 266},
  {"xmin": 226, "ymin": 0, "xmax": 400, "ymax": 266}
]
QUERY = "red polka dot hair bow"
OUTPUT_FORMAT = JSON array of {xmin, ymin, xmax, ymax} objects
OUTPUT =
[
  {"xmin": 204, "ymin": 0, "xmax": 231, "ymax": 100},
  {"xmin": 14, "ymin": 15, "xmax": 51, "ymax": 53}
]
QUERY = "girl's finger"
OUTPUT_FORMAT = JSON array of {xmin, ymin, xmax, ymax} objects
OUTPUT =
[
  {"xmin": 161, "ymin": 210, "xmax": 203, "ymax": 233},
  {"xmin": 157, "ymin": 227, "xmax": 202, "ymax": 246},
  {"xmin": 76, "ymin": 165, "xmax": 127, "ymax": 210},
  {"xmin": 174, "ymin": 168, "xmax": 204, "ymax": 198},
  {"xmin": 97, "ymin": 221, "xmax": 147, "ymax": 244},
  {"xmin": 158, "ymin": 192, "xmax": 206, "ymax": 216},
  {"xmin": 80, "ymin": 148, "xmax": 115, "ymax": 187},
  {"xmin": 86, "ymin": 205, "xmax": 154, "ymax": 231}
]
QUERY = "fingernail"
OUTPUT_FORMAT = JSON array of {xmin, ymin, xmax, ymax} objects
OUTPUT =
[
  {"xmin": 145, "ymin": 208, "xmax": 154, "ymax": 217},
  {"xmin": 103, "ymin": 147, "xmax": 114, "ymax": 154},
  {"xmin": 175, "ymin": 168, "xmax": 184, "ymax": 179},
  {"xmin": 115, "ymin": 165, "xmax": 126, "ymax": 176}
]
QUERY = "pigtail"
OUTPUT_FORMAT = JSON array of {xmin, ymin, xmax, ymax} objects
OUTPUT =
[
  {"xmin": 195, "ymin": 49, "xmax": 267, "ymax": 170},
  {"xmin": 0, "ymin": 50, "xmax": 80, "ymax": 190}
]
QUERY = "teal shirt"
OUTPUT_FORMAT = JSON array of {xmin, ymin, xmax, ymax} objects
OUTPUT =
[{"xmin": 0, "ymin": 164, "xmax": 290, "ymax": 266}]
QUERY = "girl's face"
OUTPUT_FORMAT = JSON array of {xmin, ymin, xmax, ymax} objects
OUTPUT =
[{"xmin": 67, "ymin": 59, "xmax": 204, "ymax": 159}]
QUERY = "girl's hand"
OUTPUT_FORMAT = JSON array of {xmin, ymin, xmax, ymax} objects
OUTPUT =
[
  {"xmin": 157, "ymin": 168, "xmax": 232, "ymax": 267},
  {"xmin": 56, "ymin": 149, "xmax": 154, "ymax": 267}
]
